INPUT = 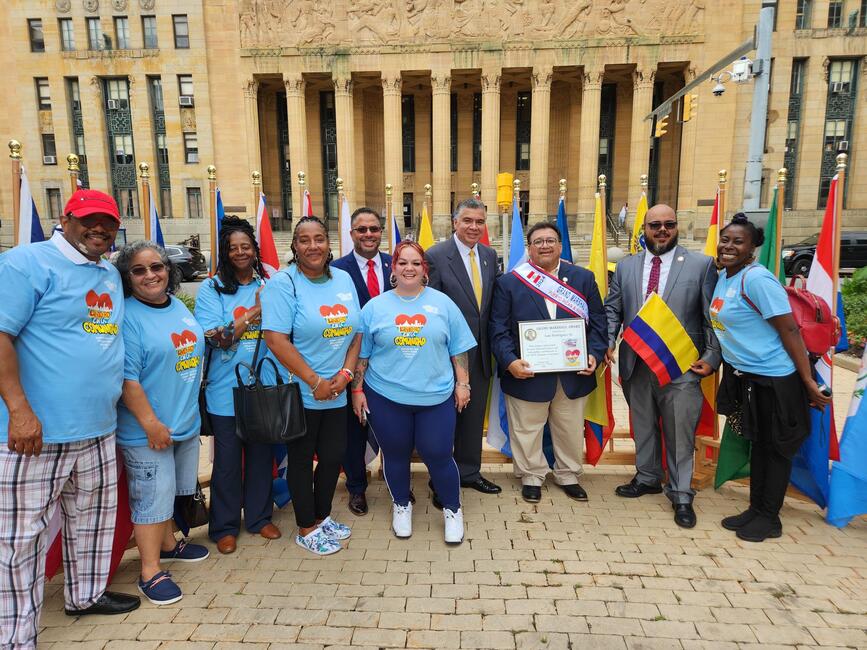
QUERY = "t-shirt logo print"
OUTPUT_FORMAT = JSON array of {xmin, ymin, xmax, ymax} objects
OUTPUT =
[
  {"xmin": 83, "ymin": 289, "xmax": 118, "ymax": 338},
  {"xmin": 709, "ymin": 297, "xmax": 726, "ymax": 332},
  {"xmin": 393, "ymin": 313, "xmax": 427, "ymax": 355},
  {"xmin": 233, "ymin": 305, "xmax": 261, "ymax": 340},
  {"xmin": 319, "ymin": 304, "xmax": 353, "ymax": 340},
  {"xmin": 171, "ymin": 329, "xmax": 200, "ymax": 376}
]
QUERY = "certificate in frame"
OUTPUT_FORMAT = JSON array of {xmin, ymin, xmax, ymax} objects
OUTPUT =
[{"xmin": 518, "ymin": 318, "xmax": 588, "ymax": 373}]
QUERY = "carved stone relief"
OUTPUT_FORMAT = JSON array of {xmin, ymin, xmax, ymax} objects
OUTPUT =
[
  {"xmin": 180, "ymin": 108, "xmax": 197, "ymax": 133},
  {"xmin": 83, "ymin": 0, "xmax": 99, "ymax": 13},
  {"xmin": 112, "ymin": 0, "xmax": 128, "ymax": 11},
  {"xmin": 140, "ymin": 0, "xmax": 155, "ymax": 9},
  {"xmin": 239, "ymin": 0, "xmax": 706, "ymax": 49}
]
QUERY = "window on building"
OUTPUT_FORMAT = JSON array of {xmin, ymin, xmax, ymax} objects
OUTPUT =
[
  {"xmin": 178, "ymin": 74, "xmax": 194, "ymax": 103},
  {"xmin": 861, "ymin": 0, "xmax": 867, "ymax": 26},
  {"xmin": 149, "ymin": 76, "xmax": 164, "ymax": 111},
  {"xmin": 117, "ymin": 189, "xmax": 138, "ymax": 219},
  {"xmin": 172, "ymin": 15, "xmax": 189, "ymax": 48},
  {"xmin": 828, "ymin": 0, "xmax": 843, "ymax": 27},
  {"xmin": 187, "ymin": 187, "xmax": 203, "ymax": 219},
  {"xmin": 35, "ymin": 78, "xmax": 51, "ymax": 110},
  {"xmin": 402, "ymin": 95, "xmax": 416, "ymax": 173},
  {"xmin": 515, "ymin": 91, "xmax": 531, "ymax": 171},
  {"xmin": 790, "ymin": 58, "xmax": 806, "ymax": 96},
  {"xmin": 450, "ymin": 93, "xmax": 458, "ymax": 172},
  {"xmin": 41, "ymin": 134, "xmax": 57, "ymax": 162},
  {"xmin": 46, "ymin": 188, "xmax": 63, "ymax": 220},
  {"xmin": 87, "ymin": 17, "xmax": 102, "ymax": 50},
  {"xmin": 154, "ymin": 134, "xmax": 168, "ymax": 166},
  {"xmin": 113, "ymin": 134, "xmax": 134, "ymax": 164},
  {"xmin": 28, "ymin": 19, "xmax": 45, "ymax": 52},
  {"xmin": 795, "ymin": 0, "xmax": 812, "ymax": 29},
  {"xmin": 114, "ymin": 17, "xmax": 130, "ymax": 49},
  {"xmin": 106, "ymin": 78, "xmax": 131, "ymax": 106},
  {"xmin": 472, "ymin": 93, "xmax": 481, "ymax": 172},
  {"xmin": 829, "ymin": 59, "xmax": 854, "ymax": 93},
  {"xmin": 184, "ymin": 133, "xmax": 198, "ymax": 163},
  {"xmin": 823, "ymin": 119, "xmax": 848, "ymax": 152},
  {"xmin": 160, "ymin": 188, "xmax": 172, "ymax": 218},
  {"xmin": 59, "ymin": 18, "xmax": 75, "ymax": 51},
  {"xmin": 142, "ymin": 15, "xmax": 158, "ymax": 49}
]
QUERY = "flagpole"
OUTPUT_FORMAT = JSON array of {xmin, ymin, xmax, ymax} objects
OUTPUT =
[
  {"xmin": 297, "ymin": 171, "xmax": 306, "ymax": 219},
  {"xmin": 558, "ymin": 178, "xmax": 566, "ymax": 204},
  {"xmin": 471, "ymin": 182, "xmax": 480, "ymax": 200},
  {"xmin": 207, "ymin": 165, "xmax": 217, "ymax": 274},
  {"xmin": 252, "ymin": 170, "xmax": 261, "ymax": 222},
  {"xmin": 775, "ymin": 167, "xmax": 786, "ymax": 276},
  {"xmin": 718, "ymin": 169, "xmax": 727, "ymax": 227},
  {"xmin": 67, "ymin": 153, "xmax": 80, "ymax": 194},
  {"xmin": 139, "ymin": 162, "xmax": 151, "ymax": 241},
  {"xmin": 833, "ymin": 153, "xmax": 847, "ymax": 294},
  {"xmin": 385, "ymin": 183, "xmax": 393, "ymax": 252},
  {"xmin": 511, "ymin": 178, "xmax": 520, "ymax": 247},
  {"xmin": 9, "ymin": 140, "xmax": 22, "ymax": 247},
  {"xmin": 424, "ymin": 182, "xmax": 432, "ymax": 239},
  {"xmin": 598, "ymin": 174, "xmax": 609, "ymax": 286},
  {"xmin": 336, "ymin": 176, "xmax": 345, "ymax": 247},
  {"xmin": 640, "ymin": 173, "xmax": 648, "ymax": 196}
]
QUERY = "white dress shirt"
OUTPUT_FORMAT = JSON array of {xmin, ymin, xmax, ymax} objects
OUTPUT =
[
  {"xmin": 353, "ymin": 250, "xmax": 384, "ymax": 295},
  {"xmin": 544, "ymin": 263, "xmax": 561, "ymax": 319},
  {"xmin": 641, "ymin": 247, "xmax": 677, "ymax": 296},
  {"xmin": 453, "ymin": 234, "xmax": 481, "ymax": 285}
]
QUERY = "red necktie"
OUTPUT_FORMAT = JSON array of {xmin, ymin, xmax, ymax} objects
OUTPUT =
[
  {"xmin": 645, "ymin": 255, "xmax": 662, "ymax": 297},
  {"xmin": 366, "ymin": 259, "xmax": 380, "ymax": 298}
]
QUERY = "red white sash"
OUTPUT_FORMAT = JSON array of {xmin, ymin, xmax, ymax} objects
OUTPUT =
[{"xmin": 511, "ymin": 261, "xmax": 589, "ymax": 320}]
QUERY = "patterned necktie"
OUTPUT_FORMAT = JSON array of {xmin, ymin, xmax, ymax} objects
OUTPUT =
[
  {"xmin": 366, "ymin": 259, "xmax": 380, "ymax": 298},
  {"xmin": 646, "ymin": 255, "xmax": 662, "ymax": 297},
  {"xmin": 469, "ymin": 249, "xmax": 482, "ymax": 308}
]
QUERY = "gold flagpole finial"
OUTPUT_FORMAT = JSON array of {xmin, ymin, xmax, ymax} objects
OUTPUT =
[
  {"xmin": 558, "ymin": 178, "xmax": 567, "ymax": 196},
  {"xmin": 424, "ymin": 183, "xmax": 432, "ymax": 199},
  {"xmin": 385, "ymin": 183, "xmax": 393, "ymax": 199},
  {"xmin": 512, "ymin": 178, "xmax": 520, "ymax": 198},
  {"xmin": 252, "ymin": 170, "xmax": 261, "ymax": 186},
  {"xmin": 138, "ymin": 161, "xmax": 150, "ymax": 180},
  {"xmin": 640, "ymin": 173, "xmax": 648, "ymax": 189},
  {"xmin": 67, "ymin": 153, "xmax": 80, "ymax": 172},
  {"xmin": 470, "ymin": 182, "xmax": 480, "ymax": 199},
  {"xmin": 207, "ymin": 165, "xmax": 217, "ymax": 181},
  {"xmin": 336, "ymin": 177, "xmax": 344, "ymax": 194},
  {"xmin": 718, "ymin": 169, "xmax": 727, "ymax": 184},
  {"xmin": 597, "ymin": 174, "xmax": 606, "ymax": 191},
  {"xmin": 8, "ymin": 140, "xmax": 21, "ymax": 159},
  {"xmin": 836, "ymin": 153, "xmax": 848, "ymax": 172},
  {"xmin": 777, "ymin": 167, "xmax": 787, "ymax": 184},
  {"xmin": 297, "ymin": 170, "xmax": 306, "ymax": 187}
]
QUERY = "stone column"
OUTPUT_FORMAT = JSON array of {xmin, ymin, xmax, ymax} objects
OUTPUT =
[
  {"xmin": 528, "ymin": 66, "xmax": 553, "ymax": 225},
  {"xmin": 243, "ymin": 78, "xmax": 262, "ymax": 179},
  {"xmin": 284, "ymin": 74, "xmax": 308, "ymax": 219},
  {"xmin": 628, "ymin": 68, "xmax": 656, "ymax": 209},
  {"xmin": 333, "ymin": 76, "xmax": 357, "ymax": 200},
  {"xmin": 382, "ymin": 74, "xmax": 403, "ymax": 227},
  {"xmin": 431, "ymin": 71, "xmax": 451, "ymax": 237},
  {"xmin": 577, "ymin": 69, "xmax": 604, "ymax": 217},
  {"xmin": 480, "ymin": 70, "xmax": 501, "ymax": 237}
]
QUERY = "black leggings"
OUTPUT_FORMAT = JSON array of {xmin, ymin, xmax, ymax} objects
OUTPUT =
[
  {"xmin": 285, "ymin": 406, "xmax": 347, "ymax": 529},
  {"xmin": 749, "ymin": 382, "xmax": 794, "ymax": 521}
]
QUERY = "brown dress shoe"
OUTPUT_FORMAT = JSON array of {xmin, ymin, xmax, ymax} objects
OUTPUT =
[
  {"xmin": 216, "ymin": 535, "xmax": 237, "ymax": 554},
  {"xmin": 348, "ymin": 493, "xmax": 368, "ymax": 516},
  {"xmin": 259, "ymin": 523, "xmax": 282, "ymax": 540}
]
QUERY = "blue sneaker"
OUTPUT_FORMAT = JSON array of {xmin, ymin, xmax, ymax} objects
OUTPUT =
[
  {"xmin": 160, "ymin": 539, "xmax": 210, "ymax": 563},
  {"xmin": 318, "ymin": 516, "xmax": 351, "ymax": 541},
  {"xmin": 138, "ymin": 571, "xmax": 182, "ymax": 605},
  {"xmin": 295, "ymin": 527, "xmax": 342, "ymax": 555}
]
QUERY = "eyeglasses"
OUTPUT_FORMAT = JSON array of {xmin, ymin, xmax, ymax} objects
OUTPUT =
[
  {"xmin": 530, "ymin": 238, "xmax": 560, "ymax": 247},
  {"xmin": 647, "ymin": 221, "xmax": 678, "ymax": 231},
  {"xmin": 352, "ymin": 225, "xmax": 382, "ymax": 234},
  {"xmin": 129, "ymin": 262, "xmax": 166, "ymax": 277}
]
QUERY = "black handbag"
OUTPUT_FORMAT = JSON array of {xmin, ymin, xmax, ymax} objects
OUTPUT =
[
  {"xmin": 174, "ymin": 481, "xmax": 209, "ymax": 535},
  {"xmin": 198, "ymin": 346, "xmax": 214, "ymax": 437}
]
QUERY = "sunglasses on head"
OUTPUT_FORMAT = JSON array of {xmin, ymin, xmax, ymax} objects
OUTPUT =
[
  {"xmin": 647, "ymin": 221, "xmax": 678, "ymax": 231},
  {"xmin": 130, "ymin": 262, "xmax": 166, "ymax": 277},
  {"xmin": 352, "ymin": 225, "xmax": 382, "ymax": 234}
]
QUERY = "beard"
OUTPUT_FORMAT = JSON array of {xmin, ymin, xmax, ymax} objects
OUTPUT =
[{"xmin": 645, "ymin": 233, "xmax": 679, "ymax": 256}]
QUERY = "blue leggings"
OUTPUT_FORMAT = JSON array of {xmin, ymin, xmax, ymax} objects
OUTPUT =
[{"xmin": 365, "ymin": 389, "xmax": 461, "ymax": 511}]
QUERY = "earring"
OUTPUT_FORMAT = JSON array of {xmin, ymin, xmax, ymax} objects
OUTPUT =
[
  {"xmin": 389, "ymin": 274, "xmax": 397, "ymax": 287},
  {"xmin": 326, "ymin": 251, "xmax": 334, "ymax": 264},
  {"xmin": 422, "ymin": 276, "xmax": 429, "ymax": 286}
]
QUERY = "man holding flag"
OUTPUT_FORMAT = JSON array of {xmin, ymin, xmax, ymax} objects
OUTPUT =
[{"xmin": 604, "ymin": 204, "xmax": 720, "ymax": 528}]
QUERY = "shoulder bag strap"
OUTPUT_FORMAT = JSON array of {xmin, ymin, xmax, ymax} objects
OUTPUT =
[{"xmin": 739, "ymin": 265, "xmax": 761, "ymax": 315}]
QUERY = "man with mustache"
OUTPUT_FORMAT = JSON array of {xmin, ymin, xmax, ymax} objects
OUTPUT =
[
  {"xmin": 0, "ymin": 190, "xmax": 141, "ymax": 649},
  {"xmin": 604, "ymin": 204, "xmax": 721, "ymax": 528}
]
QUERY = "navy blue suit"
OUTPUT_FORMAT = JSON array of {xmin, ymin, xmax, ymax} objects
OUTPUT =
[
  {"xmin": 489, "ymin": 261, "xmax": 608, "ymax": 403},
  {"xmin": 331, "ymin": 251, "xmax": 392, "ymax": 496}
]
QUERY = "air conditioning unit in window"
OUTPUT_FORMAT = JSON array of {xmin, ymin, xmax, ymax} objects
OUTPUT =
[
  {"xmin": 43, "ymin": 155, "xmax": 57, "ymax": 165},
  {"xmin": 179, "ymin": 95, "xmax": 194, "ymax": 107},
  {"xmin": 838, "ymin": 140, "xmax": 849, "ymax": 152},
  {"xmin": 830, "ymin": 82, "xmax": 849, "ymax": 93},
  {"xmin": 107, "ymin": 99, "xmax": 119, "ymax": 110}
]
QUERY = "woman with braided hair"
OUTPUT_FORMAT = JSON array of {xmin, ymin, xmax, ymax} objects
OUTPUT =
[{"xmin": 194, "ymin": 215, "xmax": 283, "ymax": 554}]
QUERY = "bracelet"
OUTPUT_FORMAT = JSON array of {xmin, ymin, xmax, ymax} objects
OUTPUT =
[
  {"xmin": 351, "ymin": 389, "xmax": 364, "ymax": 394},
  {"xmin": 341, "ymin": 367, "xmax": 355, "ymax": 380},
  {"xmin": 310, "ymin": 376, "xmax": 322, "ymax": 392},
  {"xmin": 456, "ymin": 382, "xmax": 471, "ymax": 390},
  {"xmin": 338, "ymin": 369, "xmax": 353, "ymax": 383}
]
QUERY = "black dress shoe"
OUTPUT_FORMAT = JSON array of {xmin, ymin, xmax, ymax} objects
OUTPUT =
[
  {"xmin": 736, "ymin": 515, "xmax": 782, "ymax": 542},
  {"xmin": 521, "ymin": 485, "xmax": 542, "ymax": 503},
  {"xmin": 348, "ymin": 493, "xmax": 368, "ymax": 516},
  {"xmin": 461, "ymin": 476, "xmax": 502, "ymax": 494},
  {"xmin": 673, "ymin": 503, "xmax": 697, "ymax": 529},
  {"xmin": 721, "ymin": 508, "xmax": 756, "ymax": 531},
  {"xmin": 428, "ymin": 481, "xmax": 443, "ymax": 510},
  {"xmin": 558, "ymin": 483, "xmax": 588, "ymax": 502},
  {"xmin": 615, "ymin": 478, "xmax": 663, "ymax": 498},
  {"xmin": 65, "ymin": 591, "xmax": 141, "ymax": 616}
]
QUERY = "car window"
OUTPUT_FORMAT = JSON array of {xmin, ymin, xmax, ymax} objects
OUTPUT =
[
  {"xmin": 797, "ymin": 234, "xmax": 819, "ymax": 246},
  {"xmin": 166, "ymin": 247, "xmax": 181, "ymax": 256}
]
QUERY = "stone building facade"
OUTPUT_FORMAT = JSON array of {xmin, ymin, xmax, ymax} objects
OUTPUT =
[{"xmin": 1, "ymin": 0, "xmax": 865, "ymax": 250}]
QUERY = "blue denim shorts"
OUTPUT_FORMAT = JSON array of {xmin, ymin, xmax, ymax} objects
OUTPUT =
[{"xmin": 120, "ymin": 436, "xmax": 200, "ymax": 525}]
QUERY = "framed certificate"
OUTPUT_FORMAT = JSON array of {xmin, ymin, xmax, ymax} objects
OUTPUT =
[{"xmin": 518, "ymin": 318, "xmax": 588, "ymax": 373}]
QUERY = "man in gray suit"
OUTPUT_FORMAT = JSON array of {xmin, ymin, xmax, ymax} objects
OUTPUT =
[
  {"xmin": 604, "ymin": 204, "xmax": 721, "ymax": 528},
  {"xmin": 427, "ymin": 198, "xmax": 502, "ymax": 502}
]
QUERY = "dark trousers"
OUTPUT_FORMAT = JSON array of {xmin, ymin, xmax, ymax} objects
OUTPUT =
[
  {"xmin": 366, "ymin": 389, "xmax": 461, "ymax": 511},
  {"xmin": 453, "ymin": 350, "xmax": 489, "ymax": 482},
  {"xmin": 748, "ymin": 383, "xmax": 794, "ymax": 520},
  {"xmin": 342, "ymin": 403, "xmax": 369, "ymax": 496},
  {"xmin": 208, "ymin": 413, "xmax": 274, "ymax": 541},
  {"xmin": 286, "ymin": 407, "xmax": 346, "ymax": 529}
]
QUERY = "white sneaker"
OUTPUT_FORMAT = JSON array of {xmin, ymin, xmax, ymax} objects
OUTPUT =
[
  {"xmin": 443, "ymin": 507, "xmax": 464, "ymax": 544},
  {"xmin": 392, "ymin": 503, "xmax": 412, "ymax": 538}
]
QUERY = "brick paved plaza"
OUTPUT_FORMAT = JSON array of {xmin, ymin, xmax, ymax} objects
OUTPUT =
[{"xmin": 36, "ymin": 366, "xmax": 867, "ymax": 650}]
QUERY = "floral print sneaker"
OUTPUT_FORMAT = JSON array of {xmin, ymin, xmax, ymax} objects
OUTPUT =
[
  {"xmin": 318, "ymin": 516, "xmax": 352, "ymax": 540},
  {"xmin": 295, "ymin": 527, "xmax": 342, "ymax": 555}
]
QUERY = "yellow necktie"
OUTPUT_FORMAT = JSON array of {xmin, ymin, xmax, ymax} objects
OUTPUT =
[{"xmin": 469, "ymin": 249, "xmax": 482, "ymax": 308}]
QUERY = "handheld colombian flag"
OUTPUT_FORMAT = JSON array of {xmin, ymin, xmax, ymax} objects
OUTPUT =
[{"xmin": 623, "ymin": 293, "xmax": 699, "ymax": 386}]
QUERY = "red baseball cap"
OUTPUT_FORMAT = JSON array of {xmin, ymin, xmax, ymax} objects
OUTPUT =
[{"xmin": 63, "ymin": 189, "xmax": 121, "ymax": 223}]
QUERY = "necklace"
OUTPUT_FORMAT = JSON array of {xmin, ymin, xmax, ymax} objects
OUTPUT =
[{"xmin": 396, "ymin": 288, "xmax": 424, "ymax": 302}]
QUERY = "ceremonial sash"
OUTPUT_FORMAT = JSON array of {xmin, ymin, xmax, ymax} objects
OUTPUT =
[{"xmin": 512, "ymin": 262, "xmax": 589, "ymax": 320}]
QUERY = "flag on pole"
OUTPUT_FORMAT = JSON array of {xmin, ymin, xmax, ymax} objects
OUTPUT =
[
  {"xmin": 826, "ymin": 347, "xmax": 867, "ymax": 527},
  {"xmin": 757, "ymin": 186, "xmax": 784, "ymax": 282},
  {"xmin": 479, "ymin": 223, "xmax": 491, "ymax": 247},
  {"xmin": 339, "ymin": 193, "xmax": 353, "ymax": 257},
  {"xmin": 390, "ymin": 208, "xmax": 402, "ymax": 254},
  {"xmin": 629, "ymin": 191, "xmax": 647, "ymax": 255},
  {"xmin": 556, "ymin": 195, "xmax": 572, "ymax": 264},
  {"xmin": 147, "ymin": 186, "xmax": 165, "ymax": 247},
  {"xmin": 418, "ymin": 200, "xmax": 435, "ymax": 251},
  {"xmin": 255, "ymin": 192, "xmax": 280, "ymax": 278},
  {"xmin": 584, "ymin": 193, "xmax": 615, "ymax": 465},
  {"xmin": 17, "ymin": 166, "xmax": 45, "ymax": 245},
  {"xmin": 703, "ymin": 188, "xmax": 720, "ymax": 258},
  {"xmin": 303, "ymin": 189, "xmax": 313, "ymax": 217}
]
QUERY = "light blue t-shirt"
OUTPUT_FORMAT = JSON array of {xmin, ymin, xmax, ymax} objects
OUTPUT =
[
  {"xmin": 261, "ymin": 265, "xmax": 361, "ymax": 410},
  {"xmin": 194, "ymin": 276, "xmax": 283, "ymax": 417},
  {"xmin": 0, "ymin": 233, "xmax": 124, "ymax": 443},
  {"xmin": 710, "ymin": 264, "xmax": 796, "ymax": 377},
  {"xmin": 359, "ymin": 287, "xmax": 477, "ymax": 406},
  {"xmin": 117, "ymin": 296, "xmax": 205, "ymax": 447}
]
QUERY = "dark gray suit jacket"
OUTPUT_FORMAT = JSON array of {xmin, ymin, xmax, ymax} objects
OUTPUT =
[
  {"xmin": 427, "ymin": 236, "xmax": 500, "ymax": 378},
  {"xmin": 604, "ymin": 246, "xmax": 722, "ymax": 383}
]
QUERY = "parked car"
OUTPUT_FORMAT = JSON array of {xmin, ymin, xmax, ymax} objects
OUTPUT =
[
  {"xmin": 782, "ymin": 231, "xmax": 867, "ymax": 277},
  {"xmin": 166, "ymin": 244, "xmax": 208, "ymax": 281}
]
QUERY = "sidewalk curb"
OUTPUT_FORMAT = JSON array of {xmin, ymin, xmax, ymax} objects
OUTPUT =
[{"xmin": 834, "ymin": 354, "xmax": 861, "ymax": 372}]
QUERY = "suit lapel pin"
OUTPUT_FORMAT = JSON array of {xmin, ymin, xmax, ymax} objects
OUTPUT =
[{"xmin": 677, "ymin": 256, "xmax": 684, "ymax": 262}]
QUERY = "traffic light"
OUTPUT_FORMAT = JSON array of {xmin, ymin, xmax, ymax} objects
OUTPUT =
[
  {"xmin": 655, "ymin": 114, "xmax": 669, "ymax": 138},
  {"xmin": 682, "ymin": 94, "xmax": 699, "ymax": 122}
]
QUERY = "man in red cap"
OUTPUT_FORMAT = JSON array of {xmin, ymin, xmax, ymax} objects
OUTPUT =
[{"xmin": 0, "ymin": 189, "xmax": 140, "ymax": 648}]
